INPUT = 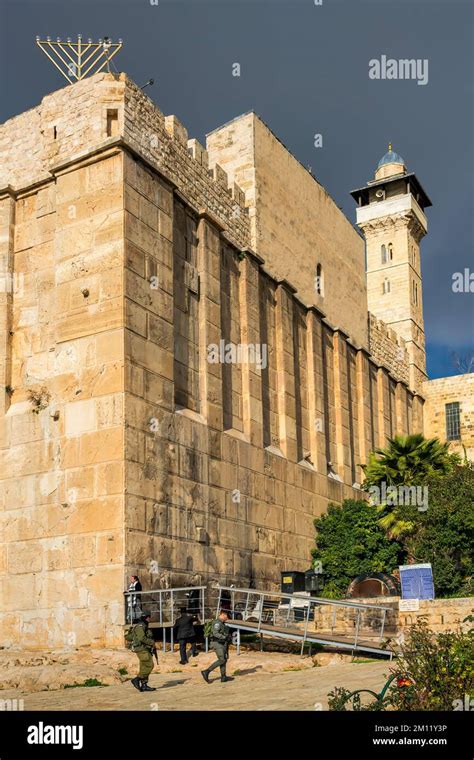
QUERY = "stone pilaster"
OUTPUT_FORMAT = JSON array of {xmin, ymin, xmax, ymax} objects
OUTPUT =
[
  {"xmin": 275, "ymin": 281, "xmax": 297, "ymax": 461},
  {"xmin": 0, "ymin": 190, "xmax": 15, "ymax": 416},
  {"xmin": 333, "ymin": 330, "xmax": 352, "ymax": 484},
  {"xmin": 197, "ymin": 215, "xmax": 223, "ymax": 429},
  {"xmin": 239, "ymin": 251, "xmax": 264, "ymax": 447},
  {"xmin": 395, "ymin": 381, "xmax": 409, "ymax": 436},
  {"xmin": 306, "ymin": 309, "xmax": 327, "ymax": 474},
  {"xmin": 355, "ymin": 349, "xmax": 373, "ymax": 469},
  {"xmin": 377, "ymin": 367, "xmax": 391, "ymax": 447}
]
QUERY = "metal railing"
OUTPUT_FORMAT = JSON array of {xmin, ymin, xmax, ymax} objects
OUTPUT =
[
  {"xmin": 123, "ymin": 584, "xmax": 396, "ymax": 657},
  {"xmin": 211, "ymin": 585, "xmax": 395, "ymax": 657},
  {"xmin": 124, "ymin": 586, "xmax": 206, "ymax": 626}
]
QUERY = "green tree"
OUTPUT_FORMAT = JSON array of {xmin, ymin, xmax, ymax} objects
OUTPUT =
[
  {"xmin": 361, "ymin": 434, "xmax": 458, "ymax": 538},
  {"xmin": 408, "ymin": 464, "xmax": 474, "ymax": 596},
  {"xmin": 312, "ymin": 499, "xmax": 401, "ymax": 599}
]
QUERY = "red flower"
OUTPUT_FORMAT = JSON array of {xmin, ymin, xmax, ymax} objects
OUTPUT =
[{"xmin": 397, "ymin": 677, "xmax": 413, "ymax": 688}]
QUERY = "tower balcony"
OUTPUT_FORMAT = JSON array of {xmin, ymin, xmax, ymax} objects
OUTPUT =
[{"xmin": 355, "ymin": 192, "xmax": 428, "ymax": 235}]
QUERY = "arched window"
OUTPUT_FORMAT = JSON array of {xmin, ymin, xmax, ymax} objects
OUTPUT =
[
  {"xmin": 383, "ymin": 278, "xmax": 390, "ymax": 295},
  {"xmin": 388, "ymin": 243, "xmax": 393, "ymax": 261},
  {"xmin": 315, "ymin": 263, "xmax": 324, "ymax": 296},
  {"xmin": 381, "ymin": 244, "xmax": 387, "ymax": 264}
]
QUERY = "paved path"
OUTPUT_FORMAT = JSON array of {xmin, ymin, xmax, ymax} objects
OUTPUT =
[{"xmin": 1, "ymin": 660, "xmax": 390, "ymax": 711}]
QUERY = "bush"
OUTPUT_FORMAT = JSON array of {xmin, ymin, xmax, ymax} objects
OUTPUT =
[
  {"xmin": 327, "ymin": 685, "xmax": 386, "ymax": 711},
  {"xmin": 407, "ymin": 465, "xmax": 474, "ymax": 597},
  {"xmin": 312, "ymin": 499, "xmax": 401, "ymax": 598},
  {"xmin": 328, "ymin": 620, "xmax": 474, "ymax": 711}
]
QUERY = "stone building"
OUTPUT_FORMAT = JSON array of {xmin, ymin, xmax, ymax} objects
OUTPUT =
[
  {"xmin": 423, "ymin": 374, "xmax": 474, "ymax": 460},
  {"xmin": 0, "ymin": 72, "xmax": 469, "ymax": 649}
]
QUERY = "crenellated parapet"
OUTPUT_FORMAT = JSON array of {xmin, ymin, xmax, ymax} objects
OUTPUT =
[
  {"xmin": 368, "ymin": 312, "xmax": 410, "ymax": 386},
  {"xmin": 0, "ymin": 72, "xmax": 250, "ymax": 251}
]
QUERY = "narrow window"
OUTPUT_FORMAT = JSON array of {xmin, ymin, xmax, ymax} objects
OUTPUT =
[
  {"xmin": 388, "ymin": 243, "xmax": 393, "ymax": 261},
  {"xmin": 106, "ymin": 109, "xmax": 119, "ymax": 137},
  {"xmin": 381, "ymin": 244, "xmax": 387, "ymax": 264},
  {"xmin": 53, "ymin": 126, "xmax": 57, "ymax": 139},
  {"xmin": 445, "ymin": 402, "xmax": 461, "ymax": 441},
  {"xmin": 315, "ymin": 263, "xmax": 324, "ymax": 296},
  {"xmin": 383, "ymin": 278, "xmax": 390, "ymax": 294}
]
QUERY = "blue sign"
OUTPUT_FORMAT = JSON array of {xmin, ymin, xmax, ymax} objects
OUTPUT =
[{"xmin": 399, "ymin": 563, "xmax": 435, "ymax": 600}]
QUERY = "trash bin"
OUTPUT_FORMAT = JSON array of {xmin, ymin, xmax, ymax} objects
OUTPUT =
[{"xmin": 281, "ymin": 571, "xmax": 305, "ymax": 596}]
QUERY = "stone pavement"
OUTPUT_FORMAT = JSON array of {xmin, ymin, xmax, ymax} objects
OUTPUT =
[{"xmin": 0, "ymin": 652, "xmax": 390, "ymax": 711}]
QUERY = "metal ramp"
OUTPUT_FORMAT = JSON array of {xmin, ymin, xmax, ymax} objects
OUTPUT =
[
  {"xmin": 214, "ymin": 586, "xmax": 398, "ymax": 658},
  {"xmin": 123, "ymin": 584, "xmax": 399, "ymax": 658}
]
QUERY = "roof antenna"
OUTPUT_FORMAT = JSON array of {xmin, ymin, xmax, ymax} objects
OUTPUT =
[{"xmin": 140, "ymin": 78, "xmax": 155, "ymax": 90}]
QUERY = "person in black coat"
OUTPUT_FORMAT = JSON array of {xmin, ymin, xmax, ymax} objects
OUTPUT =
[
  {"xmin": 174, "ymin": 607, "xmax": 198, "ymax": 664},
  {"xmin": 127, "ymin": 575, "xmax": 143, "ymax": 623}
]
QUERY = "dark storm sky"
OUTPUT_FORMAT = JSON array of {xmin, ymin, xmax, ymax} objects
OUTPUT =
[{"xmin": 0, "ymin": 0, "xmax": 472, "ymax": 379}]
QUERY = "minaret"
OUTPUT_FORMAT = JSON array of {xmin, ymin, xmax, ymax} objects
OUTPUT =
[{"xmin": 351, "ymin": 145, "xmax": 432, "ymax": 392}]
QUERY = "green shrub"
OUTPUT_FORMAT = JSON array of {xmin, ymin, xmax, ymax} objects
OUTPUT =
[
  {"xmin": 407, "ymin": 465, "xmax": 474, "ymax": 597},
  {"xmin": 312, "ymin": 499, "xmax": 401, "ymax": 598},
  {"xmin": 328, "ymin": 620, "xmax": 474, "ymax": 711},
  {"xmin": 386, "ymin": 620, "xmax": 474, "ymax": 710}
]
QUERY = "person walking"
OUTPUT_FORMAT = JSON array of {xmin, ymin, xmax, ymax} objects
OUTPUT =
[
  {"xmin": 174, "ymin": 607, "xmax": 198, "ymax": 664},
  {"xmin": 129, "ymin": 613, "xmax": 158, "ymax": 692},
  {"xmin": 201, "ymin": 610, "xmax": 233, "ymax": 684}
]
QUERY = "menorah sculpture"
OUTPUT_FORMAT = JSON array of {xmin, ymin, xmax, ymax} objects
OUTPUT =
[{"xmin": 36, "ymin": 35, "xmax": 123, "ymax": 83}]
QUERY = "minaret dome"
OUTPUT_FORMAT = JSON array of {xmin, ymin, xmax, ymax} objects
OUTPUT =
[{"xmin": 375, "ymin": 143, "xmax": 406, "ymax": 180}]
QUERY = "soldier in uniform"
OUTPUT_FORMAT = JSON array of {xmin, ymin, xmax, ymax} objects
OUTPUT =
[
  {"xmin": 130, "ymin": 613, "xmax": 158, "ymax": 692},
  {"xmin": 201, "ymin": 610, "xmax": 233, "ymax": 683}
]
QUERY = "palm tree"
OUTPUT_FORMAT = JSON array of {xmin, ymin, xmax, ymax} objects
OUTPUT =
[{"xmin": 361, "ymin": 434, "xmax": 458, "ymax": 539}]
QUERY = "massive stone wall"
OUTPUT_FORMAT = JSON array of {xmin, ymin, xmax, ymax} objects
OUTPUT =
[
  {"xmin": 207, "ymin": 113, "xmax": 369, "ymax": 350},
  {"xmin": 122, "ymin": 152, "xmax": 423, "ymax": 598},
  {"xmin": 0, "ymin": 73, "xmax": 423, "ymax": 649},
  {"xmin": 0, "ymin": 150, "xmax": 126, "ymax": 650}
]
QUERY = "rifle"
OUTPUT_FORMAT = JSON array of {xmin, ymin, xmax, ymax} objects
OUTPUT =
[{"xmin": 153, "ymin": 646, "xmax": 159, "ymax": 666}]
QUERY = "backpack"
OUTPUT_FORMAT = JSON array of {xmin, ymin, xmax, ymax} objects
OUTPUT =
[
  {"xmin": 203, "ymin": 620, "xmax": 214, "ymax": 639},
  {"xmin": 124, "ymin": 625, "xmax": 135, "ymax": 649},
  {"xmin": 124, "ymin": 623, "xmax": 142, "ymax": 650}
]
